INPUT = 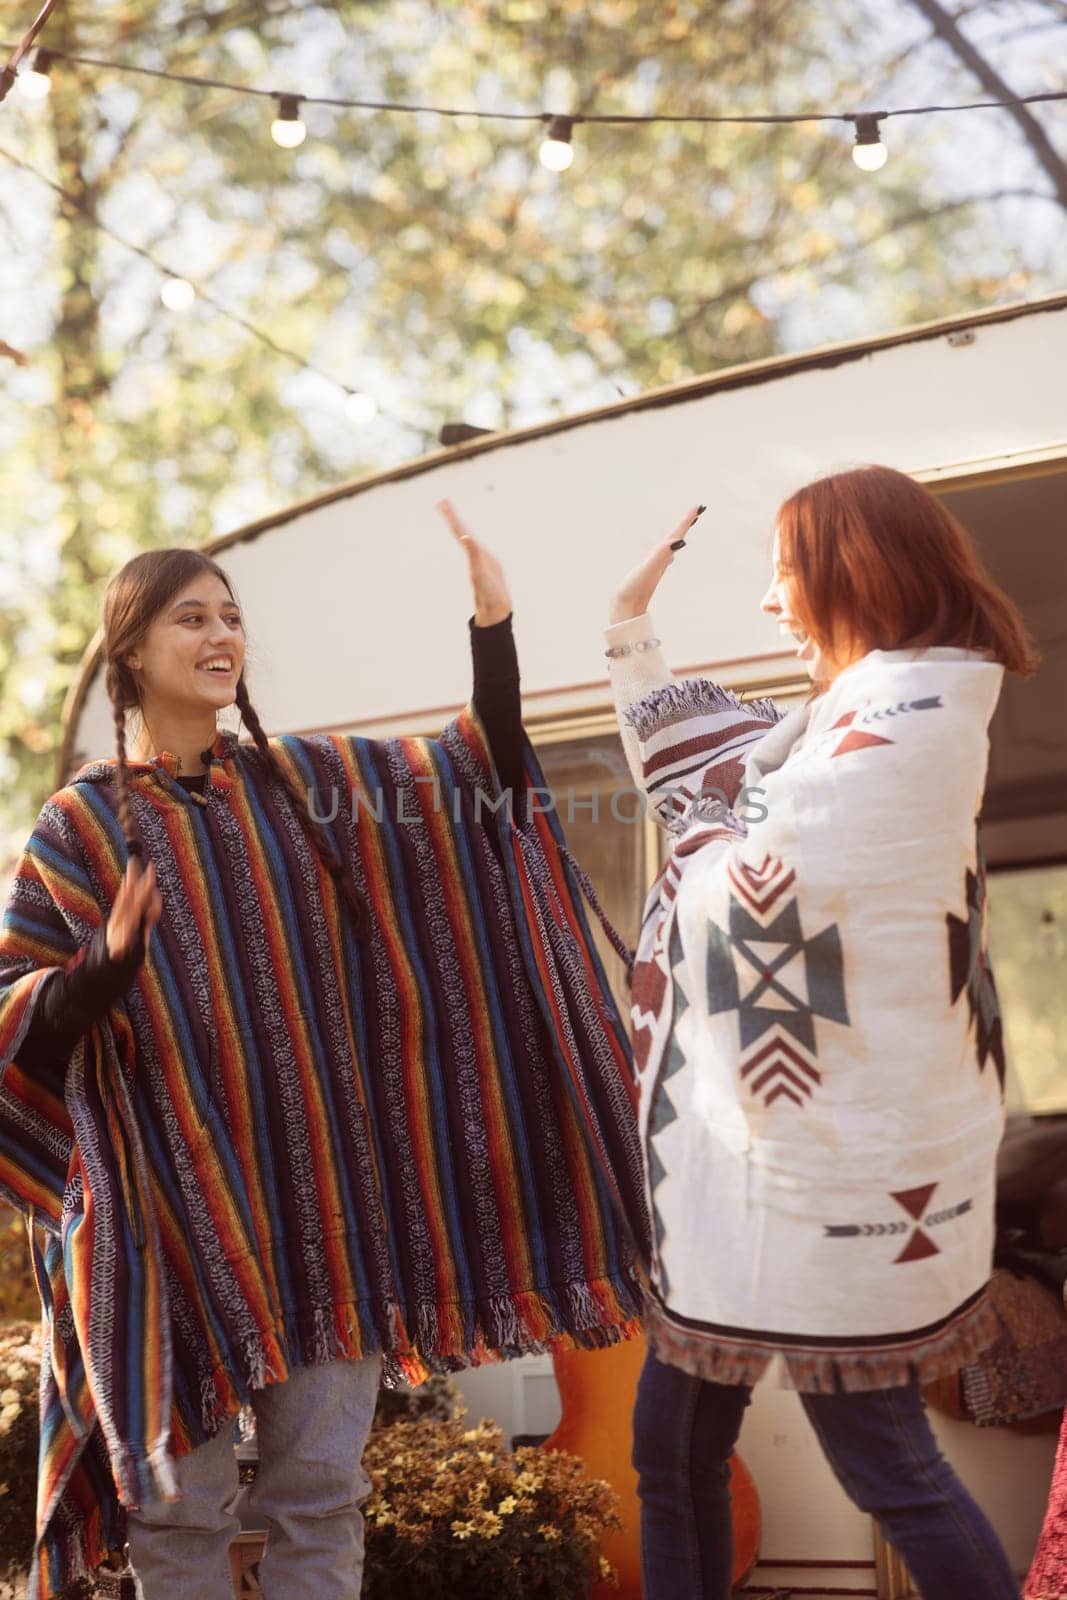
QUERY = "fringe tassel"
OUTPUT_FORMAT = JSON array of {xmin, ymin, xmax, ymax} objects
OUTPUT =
[
  {"xmin": 645, "ymin": 1292, "xmax": 1002, "ymax": 1396},
  {"xmin": 624, "ymin": 679, "xmax": 741, "ymax": 738},
  {"xmin": 744, "ymin": 694, "xmax": 788, "ymax": 726},
  {"xmin": 112, "ymin": 1439, "xmax": 179, "ymax": 1509},
  {"xmin": 624, "ymin": 677, "xmax": 787, "ymax": 740}
]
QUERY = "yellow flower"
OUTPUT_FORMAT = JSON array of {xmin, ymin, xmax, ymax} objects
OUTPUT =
[
  {"xmin": 497, "ymin": 1495, "xmax": 517, "ymax": 1515},
  {"xmin": 538, "ymin": 1524, "xmax": 562, "ymax": 1542},
  {"xmin": 474, "ymin": 1510, "xmax": 502, "ymax": 1539},
  {"xmin": 451, "ymin": 1520, "xmax": 476, "ymax": 1540}
]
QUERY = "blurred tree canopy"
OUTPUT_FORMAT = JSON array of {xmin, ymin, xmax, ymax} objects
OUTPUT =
[{"xmin": 0, "ymin": 0, "xmax": 1064, "ymax": 863}]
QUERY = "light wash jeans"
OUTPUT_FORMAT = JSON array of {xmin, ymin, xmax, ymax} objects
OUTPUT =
[{"xmin": 126, "ymin": 1356, "xmax": 382, "ymax": 1600}]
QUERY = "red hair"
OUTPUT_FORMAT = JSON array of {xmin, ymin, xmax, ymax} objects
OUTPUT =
[{"xmin": 777, "ymin": 465, "xmax": 1037, "ymax": 677}]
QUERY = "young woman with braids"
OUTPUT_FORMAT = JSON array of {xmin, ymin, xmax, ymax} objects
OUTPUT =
[{"xmin": 0, "ymin": 506, "xmax": 647, "ymax": 1600}]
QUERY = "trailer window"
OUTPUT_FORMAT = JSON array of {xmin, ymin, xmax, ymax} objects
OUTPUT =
[{"xmin": 987, "ymin": 864, "xmax": 1067, "ymax": 1115}]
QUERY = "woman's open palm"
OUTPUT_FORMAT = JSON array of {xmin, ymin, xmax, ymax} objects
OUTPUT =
[
  {"xmin": 438, "ymin": 499, "xmax": 513, "ymax": 626},
  {"xmin": 610, "ymin": 505, "xmax": 705, "ymax": 625}
]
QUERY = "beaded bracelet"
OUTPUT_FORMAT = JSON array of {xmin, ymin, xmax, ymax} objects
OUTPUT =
[{"xmin": 605, "ymin": 637, "xmax": 661, "ymax": 659}]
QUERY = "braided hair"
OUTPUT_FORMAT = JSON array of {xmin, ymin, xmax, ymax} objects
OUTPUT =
[{"xmin": 102, "ymin": 548, "xmax": 371, "ymax": 939}]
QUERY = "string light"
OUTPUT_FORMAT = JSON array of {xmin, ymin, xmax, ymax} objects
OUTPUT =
[
  {"xmin": 0, "ymin": 138, "xmax": 418, "ymax": 442},
  {"xmin": 160, "ymin": 275, "xmax": 195, "ymax": 311},
  {"xmin": 0, "ymin": 0, "xmax": 58, "ymax": 106},
  {"xmin": 344, "ymin": 391, "xmax": 378, "ymax": 424},
  {"xmin": 852, "ymin": 114, "xmax": 888, "ymax": 172},
  {"xmin": 16, "ymin": 46, "xmax": 52, "ymax": 100},
  {"xmin": 270, "ymin": 94, "xmax": 307, "ymax": 149},
  {"xmin": 3, "ymin": 37, "xmax": 1063, "ymax": 172},
  {"xmin": 539, "ymin": 114, "xmax": 576, "ymax": 172}
]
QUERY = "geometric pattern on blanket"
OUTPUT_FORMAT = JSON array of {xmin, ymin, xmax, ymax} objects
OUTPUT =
[
  {"xmin": 823, "ymin": 1183, "xmax": 976, "ymax": 1265},
  {"xmin": 829, "ymin": 694, "xmax": 944, "ymax": 760},
  {"xmin": 646, "ymin": 920, "xmax": 689, "ymax": 1297},
  {"xmin": 706, "ymin": 855, "xmax": 850, "ymax": 1109},
  {"xmin": 946, "ymin": 852, "xmax": 1006, "ymax": 1089}
]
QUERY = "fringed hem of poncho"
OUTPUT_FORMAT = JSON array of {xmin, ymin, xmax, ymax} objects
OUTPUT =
[
  {"xmin": 643, "ymin": 1287, "xmax": 1002, "ymax": 1394},
  {"xmin": 622, "ymin": 677, "xmax": 787, "ymax": 740},
  {"xmin": 169, "ymin": 1273, "xmax": 644, "ymax": 1448}
]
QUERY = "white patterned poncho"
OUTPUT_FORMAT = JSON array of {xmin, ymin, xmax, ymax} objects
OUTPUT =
[{"xmin": 606, "ymin": 613, "xmax": 1007, "ymax": 1391}]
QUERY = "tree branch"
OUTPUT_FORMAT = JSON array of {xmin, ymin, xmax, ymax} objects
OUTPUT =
[{"xmin": 906, "ymin": 0, "xmax": 1067, "ymax": 211}]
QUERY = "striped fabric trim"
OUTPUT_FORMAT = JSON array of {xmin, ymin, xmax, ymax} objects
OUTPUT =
[{"xmin": 625, "ymin": 677, "xmax": 785, "ymax": 830}]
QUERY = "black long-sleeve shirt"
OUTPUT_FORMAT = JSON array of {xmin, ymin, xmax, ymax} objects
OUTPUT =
[{"xmin": 19, "ymin": 615, "xmax": 523, "ymax": 1067}]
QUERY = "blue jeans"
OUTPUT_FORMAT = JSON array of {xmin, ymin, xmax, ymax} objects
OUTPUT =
[{"xmin": 633, "ymin": 1350, "xmax": 1020, "ymax": 1600}]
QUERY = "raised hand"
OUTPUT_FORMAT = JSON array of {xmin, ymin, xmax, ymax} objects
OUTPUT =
[
  {"xmin": 437, "ymin": 499, "xmax": 513, "ymax": 627},
  {"xmin": 106, "ymin": 858, "xmax": 162, "ymax": 962},
  {"xmin": 609, "ymin": 505, "xmax": 706, "ymax": 625}
]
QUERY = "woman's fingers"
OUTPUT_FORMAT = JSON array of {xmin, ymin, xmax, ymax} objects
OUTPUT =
[
  {"xmin": 608, "ymin": 505, "xmax": 706, "ymax": 625},
  {"xmin": 436, "ymin": 499, "xmax": 471, "ymax": 547},
  {"xmin": 667, "ymin": 503, "xmax": 706, "ymax": 551},
  {"xmin": 437, "ymin": 499, "xmax": 512, "ymax": 624},
  {"xmin": 108, "ymin": 859, "xmax": 161, "ymax": 959}
]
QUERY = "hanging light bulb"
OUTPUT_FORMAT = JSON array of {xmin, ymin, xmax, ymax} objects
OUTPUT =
[
  {"xmin": 17, "ymin": 48, "xmax": 53, "ymax": 101},
  {"xmin": 539, "ymin": 115, "xmax": 576, "ymax": 172},
  {"xmin": 271, "ymin": 95, "xmax": 307, "ymax": 149},
  {"xmin": 345, "ymin": 391, "xmax": 378, "ymax": 425},
  {"xmin": 852, "ymin": 114, "xmax": 888, "ymax": 172},
  {"xmin": 160, "ymin": 276, "xmax": 196, "ymax": 311}
]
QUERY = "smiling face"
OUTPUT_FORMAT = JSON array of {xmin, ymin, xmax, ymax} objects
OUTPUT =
[
  {"xmin": 126, "ymin": 574, "xmax": 246, "ymax": 715},
  {"xmin": 760, "ymin": 526, "xmax": 858, "ymax": 684},
  {"xmin": 760, "ymin": 528, "xmax": 824, "ymax": 680}
]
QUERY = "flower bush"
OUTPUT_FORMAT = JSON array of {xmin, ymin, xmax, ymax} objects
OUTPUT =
[
  {"xmin": 361, "ymin": 1415, "xmax": 620, "ymax": 1600},
  {"xmin": 0, "ymin": 1321, "xmax": 40, "ymax": 1585}
]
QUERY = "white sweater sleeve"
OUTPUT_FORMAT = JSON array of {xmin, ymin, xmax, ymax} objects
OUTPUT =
[{"xmin": 604, "ymin": 612, "xmax": 673, "ymax": 796}]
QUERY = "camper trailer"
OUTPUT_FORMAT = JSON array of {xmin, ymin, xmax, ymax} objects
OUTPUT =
[{"xmin": 62, "ymin": 293, "xmax": 1067, "ymax": 1598}]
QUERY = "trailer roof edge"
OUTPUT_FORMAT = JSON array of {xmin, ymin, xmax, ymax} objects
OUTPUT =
[{"xmin": 207, "ymin": 292, "xmax": 1067, "ymax": 558}]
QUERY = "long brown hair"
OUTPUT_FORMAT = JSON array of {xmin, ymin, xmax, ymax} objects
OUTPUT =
[
  {"xmin": 776, "ymin": 465, "xmax": 1038, "ymax": 677},
  {"xmin": 103, "ymin": 548, "xmax": 370, "ymax": 937}
]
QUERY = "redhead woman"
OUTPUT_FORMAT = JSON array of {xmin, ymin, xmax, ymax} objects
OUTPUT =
[
  {"xmin": 0, "ymin": 507, "xmax": 646, "ymax": 1599},
  {"xmin": 604, "ymin": 466, "xmax": 1036, "ymax": 1600}
]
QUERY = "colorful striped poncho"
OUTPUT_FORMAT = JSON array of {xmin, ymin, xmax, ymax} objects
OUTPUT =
[{"xmin": 0, "ymin": 709, "xmax": 648, "ymax": 1598}]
